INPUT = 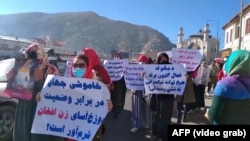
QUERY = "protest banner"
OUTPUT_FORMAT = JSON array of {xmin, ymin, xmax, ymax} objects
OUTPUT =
[
  {"xmin": 31, "ymin": 75, "xmax": 110, "ymax": 141},
  {"xmin": 171, "ymin": 48, "xmax": 203, "ymax": 71},
  {"xmin": 143, "ymin": 64, "xmax": 186, "ymax": 95},
  {"xmin": 64, "ymin": 60, "xmax": 72, "ymax": 77},
  {"xmin": 2, "ymin": 58, "xmax": 39, "ymax": 100},
  {"xmin": 103, "ymin": 59, "xmax": 128, "ymax": 81},
  {"xmin": 124, "ymin": 64, "xmax": 144, "ymax": 90}
]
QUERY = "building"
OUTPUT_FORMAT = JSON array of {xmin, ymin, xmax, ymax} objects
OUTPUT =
[
  {"xmin": 223, "ymin": 3, "xmax": 250, "ymax": 53},
  {"xmin": 176, "ymin": 24, "xmax": 219, "ymax": 64},
  {"xmin": 0, "ymin": 35, "xmax": 34, "ymax": 59},
  {"xmin": 35, "ymin": 36, "xmax": 75, "ymax": 56}
]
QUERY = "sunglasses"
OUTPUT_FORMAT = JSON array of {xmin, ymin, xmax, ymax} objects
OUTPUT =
[{"xmin": 73, "ymin": 63, "xmax": 86, "ymax": 68}]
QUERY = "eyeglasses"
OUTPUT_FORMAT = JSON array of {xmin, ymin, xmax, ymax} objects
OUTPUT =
[{"xmin": 73, "ymin": 63, "xmax": 86, "ymax": 68}]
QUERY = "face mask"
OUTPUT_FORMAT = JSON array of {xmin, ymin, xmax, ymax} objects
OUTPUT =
[
  {"xmin": 114, "ymin": 57, "xmax": 120, "ymax": 60},
  {"xmin": 72, "ymin": 68, "xmax": 86, "ymax": 78},
  {"xmin": 139, "ymin": 62, "xmax": 145, "ymax": 64}
]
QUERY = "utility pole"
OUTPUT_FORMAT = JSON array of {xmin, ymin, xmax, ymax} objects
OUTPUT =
[{"xmin": 238, "ymin": 0, "xmax": 244, "ymax": 50}]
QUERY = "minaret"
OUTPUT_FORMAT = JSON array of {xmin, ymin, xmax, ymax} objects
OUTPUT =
[
  {"xmin": 177, "ymin": 27, "xmax": 184, "ymax": 48},
  {"xmin": 203, "ymin": 23, "xmax": 210, "ymax": 41}
]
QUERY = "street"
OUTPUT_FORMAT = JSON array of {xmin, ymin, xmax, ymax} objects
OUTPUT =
[
  {"xmin": 101, "ymin": 90, "xmax": 212, "ymax": 141},
  {"xmin": 6, "ymin": 90, "xmax": 212, "ymax": 141}
]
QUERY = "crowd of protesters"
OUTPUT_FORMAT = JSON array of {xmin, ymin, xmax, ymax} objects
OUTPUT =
[{"xmin": 5, "ymin": 42, "xmax": 250, "ymax": 141}]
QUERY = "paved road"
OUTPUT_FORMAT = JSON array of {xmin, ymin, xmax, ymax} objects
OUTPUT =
[
  {"xmin": 7, "ymin": 91, "xmax": 212, "ymax": 141},
  {"xmin": 101, "ymin": 90, "xmax": 212, "ymax": 141}
]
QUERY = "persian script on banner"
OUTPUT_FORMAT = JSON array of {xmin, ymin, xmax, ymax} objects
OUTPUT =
[
  {"xmin": 31, "ymin": 75, "xmax": 110, "ymax": 141},
  {"xmin": 171, "ymin": 48, "xmax": 203, "ymax": 71},
  {"xmin": 103, "ymin": 59, "xmax": 128, "ymax": 81},
  {"xmin": 143, "ymin": 64, "xmax": 187, "ymax": 95},
  {"xmin": 124, "ymin": 64, "xmax": 145, "ymax": 90}
]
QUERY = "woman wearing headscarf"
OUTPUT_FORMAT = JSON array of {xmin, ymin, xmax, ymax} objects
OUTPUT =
[
  {"xmin": 217, "ymin": 62, "xmax": 225, "ymax": 81},
  {"xmin": 10, "ymin": 43, "xmax": 64, "ymax": 141},
  {"xmin": 130, "ymin": 54, "xmax": 152, "ymax": 133},
  {"xmin": 205, "ymin": 50, "xmax": 250, "ymax": 124},
  {"xmin": 192, "ymin": 61, "xmax": 211, "ymax": 111},
  {"xmin": 176, "ymin": 71, "xmax": 196, "ymax": 124},
  {"xmin": 150, "ymin": 52, "xmax": 175, "ymax": 141},
  {"xmin": 79, "ymin": 48, "xmax": 111, "ymax": 85},
  {"xmin": 110, "ymin": 53, "xmax": 127, "ymax": 118},
  {"xmin": 66, "ymin": 54, "xmax": 112, "ymax": 141}
]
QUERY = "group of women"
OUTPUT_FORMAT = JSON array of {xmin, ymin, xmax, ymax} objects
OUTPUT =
[
  {"xmin": 8, "ymin": 42, "xmax": 250, "ymax": 141},
  {"xmin": 9, "ymin": 43, "xmax": 112, "ymax": 141}
]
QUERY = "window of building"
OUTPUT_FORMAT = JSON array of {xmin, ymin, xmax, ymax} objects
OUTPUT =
[
  {"xmin": 14, "ymin": 45, "xmax": 21, "ymax": 50},
  {"xmin": 230, "ymin": 29, "xmax": 233, "ymax": 41},
  {"xmin": 245, "ymin": 18, "xmax": 250, "ymax": 34},
  {"xmin": 0, "ymin": 43, "xmax": 8, "ymax": 49},
  {"xmin": 226, "ymin": 32, "xmax": 228, "ymax": 43},
  {"xmin": 235, "ymin": 24, "xmax": 240, "ymax": 38}
]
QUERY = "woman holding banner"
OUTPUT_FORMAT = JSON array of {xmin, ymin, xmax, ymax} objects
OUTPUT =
[
  {"xmin": 130, "ymin": 54, "xmax": 152, "ymax": 133},
  {"xmin": 79, "ymin": 48, "xmax": 111, "ymax": 86},
  {"xmin": 192, "ymin": 62, "xmax": 211, "ymax": 112},
  {"xmin": 110, "ymin": 53, "xmax": 127, "ymax": 118},
  {"xmin": 66, "ymin": 54, "xmax": 113, "ymax": 141},
  {"xmin": 150, "ymin": 52, "xmax": 175, "ymax": 141},
  {"xmin": 8, "ymin": 43, "xmax": 64, "ymax": 141}
]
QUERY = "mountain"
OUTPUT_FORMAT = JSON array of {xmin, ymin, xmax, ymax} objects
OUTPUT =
[{"xmin": 0, "ymin": 11, "xmax": 176, "ymax": 59}]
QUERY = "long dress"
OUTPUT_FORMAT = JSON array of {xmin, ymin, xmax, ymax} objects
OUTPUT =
[
  {"xmin": 131, "ymin": 90, "xmax": 152, "ymax": 129},
  {"xmin": 151, "ymin": 94, "xmax": 174, "ymax": 141},
  {"xmin": 111, "ymin": 76, "xmax": 127, "ymax": 117},
  {"xmin": 13, "ymin": 80, "xmax": 65, "ymax": 141}
]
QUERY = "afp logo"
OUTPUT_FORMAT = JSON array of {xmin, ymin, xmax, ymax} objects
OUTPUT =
[{"xmin": 172, "ymin": 129, "xmax": 191, "ymax": 136}]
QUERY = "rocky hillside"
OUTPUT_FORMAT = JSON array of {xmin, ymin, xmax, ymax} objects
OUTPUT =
[{"xmin": 0, "ymin": 11, "xmax": 176, "ymax": 59}]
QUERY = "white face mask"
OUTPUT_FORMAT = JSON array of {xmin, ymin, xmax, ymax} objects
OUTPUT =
[{"xmin": 114, "ymin": 57, "xmax": 120, "ymax": 60}]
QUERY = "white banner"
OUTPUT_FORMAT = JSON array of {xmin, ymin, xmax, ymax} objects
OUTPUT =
[
  {"xmin": 64, "ymin": 60, "xmax": 72, "ymax": 77},
  {"xmin": 171, "ymin": 48, "xmax": 202, "ymax": 71},
  {"xmin": 103, "ymin": 59, "xmax": 128, "ymax": 81},
  {"xmin": 31, "ymin": 75, "xmax": 110, "ymax": 141},
  {"xmin": 124, "ymin": 64, "xmax": 144, "ymax": 90},
  {"xmin": 143, "ymin": 64, "xmax": 186, "ymax": 95}
]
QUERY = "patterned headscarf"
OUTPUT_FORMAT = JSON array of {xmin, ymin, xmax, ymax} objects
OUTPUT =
[
  {"xmin": 24, "ymin": 43, "xmax": 59, "ymax": 77},
  {"xmin": 224, "ymin": 50, "xmax": 250, "ymax": 76},
  {"xmin": 24, "ymin": 43, "xmax": 48, "ymax": 66}
]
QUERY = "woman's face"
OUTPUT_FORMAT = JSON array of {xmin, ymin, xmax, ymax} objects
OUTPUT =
[
  {"xmin": 159, "ymin": 56, "xmax": 168, "ymax": 63},
  {"xmin": 72, "ymin": 57, "xmax": 88, "ymax": 78},
  {"xmin": 73, "ymin": 58, "xmax": 87, "ymax": 69},
  {"xmin": 114, "ymin": 54, "xmax": 121, "ymax": 59}
]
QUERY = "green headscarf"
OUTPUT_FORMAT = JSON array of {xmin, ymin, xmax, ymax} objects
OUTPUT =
[{"xmin": 225, "ymin": 50, "xmax": 250, "ymax": 76}]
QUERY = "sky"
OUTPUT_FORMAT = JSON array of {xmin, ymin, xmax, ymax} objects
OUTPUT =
[{"xmin": 0, "ymin": 0, "xmax": 250, "ymax": 50}]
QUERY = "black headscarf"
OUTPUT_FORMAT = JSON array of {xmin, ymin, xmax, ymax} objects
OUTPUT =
[{"xmin": 157, "ymin": 52, "xmax": 170, "ymax": 64}]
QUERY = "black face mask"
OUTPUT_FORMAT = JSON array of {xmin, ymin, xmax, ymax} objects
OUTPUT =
[{"xmin": 159, "ymin": 60, "xmax": 169, "ymax": 64}]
